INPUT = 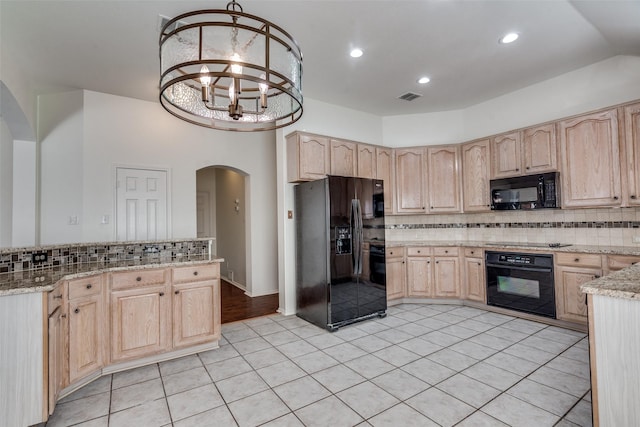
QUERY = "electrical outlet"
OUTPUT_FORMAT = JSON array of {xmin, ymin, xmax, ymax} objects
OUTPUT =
[
  {"xmin": 633, "ymin": 236, "xmax": 640, "ymax": 244},
  {"xmin": 31, "ymin": 251, "xmax": 48, "ymax": 264}
]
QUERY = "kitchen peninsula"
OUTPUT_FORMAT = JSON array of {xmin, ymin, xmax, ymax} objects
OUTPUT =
[
  {"xmin": 582, "ymin": 263, "xmax": 640, "ymax": 427},
  {"xmin": 0, "ymin": 239, "xmax": 223, "ymax": 427}
]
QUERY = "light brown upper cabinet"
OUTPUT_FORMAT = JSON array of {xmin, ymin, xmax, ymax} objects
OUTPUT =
[
  {"xmin": 286, "ymin": 132, "xmax": 330, "ymax": 182},
  {"xmin": 395, "ymin": 148, "xmax": 427, "ymax": 213},
  {"xmin": 357, "ymin": 144, "xmax": 376, "ymax": 179},
  {"xmin": 559, "ymin": 109, "xmax": 622, "ymax": 208},
  {"xmin": 376, "ymin": 147, "xmax": 394, "ymax": 214},
  {"xmin": 427, "ymin": 145, "xmax": 461, "ymax": 213},
  {"xmin": 330, "ymin": 139, "xmax": 357, "ymax": 176},
  {"xmin": 491, "ymin": 125, "xmax": 557, "ymax": 179},
  {"xmin": 522, "ymin": 123, "xmax": 557, "ymax": 174},
  {"xmin": 462, "ymin": 139, "xmax": 491, "ymax": 212},
  {"xmin": 624, "ymin": 102, "xmax": 640, "ymax": 206}
]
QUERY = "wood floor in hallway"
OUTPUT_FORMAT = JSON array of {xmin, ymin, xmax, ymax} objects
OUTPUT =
[{"xmin": 221, "ymin": 279, "xmax": 279, "ymax": 323}]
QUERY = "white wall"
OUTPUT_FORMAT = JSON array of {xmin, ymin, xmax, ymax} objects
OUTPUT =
[
  {"xmin": 39, "ymin": 91, "xmax": 84, "ymax": 244},
  {"xmin": 0, "ymin": 118, "xmax": 13, "ymax": 247},
  {"xmin": 383, "ymin": 55, "xmax": 640, "ymax": 147},
  {"xmin": 11, "ymin": 140, "xmax": 36, "ymax": 247},
  {"xmin": 49, "ymin": 90, "xmax": 279, "ymax": 297}
]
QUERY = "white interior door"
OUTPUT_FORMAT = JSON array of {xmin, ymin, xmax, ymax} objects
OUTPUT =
[{"xmin": 116, "ymin": 168, "xmax": 168, "ymax": 241}]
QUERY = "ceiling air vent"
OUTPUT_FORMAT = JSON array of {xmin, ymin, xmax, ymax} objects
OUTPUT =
[{"xmin": 398, "ymin": 92, "xmax": 422, "ymax": 101}]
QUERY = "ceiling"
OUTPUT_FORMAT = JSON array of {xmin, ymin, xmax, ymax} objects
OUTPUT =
[{"xmin": 2, "ymin": 0, "xmax": 640, "ymax": 117}]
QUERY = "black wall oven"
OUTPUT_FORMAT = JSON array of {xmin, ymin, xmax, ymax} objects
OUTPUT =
[{"xmin": 486, "ymin": 251, "xmax": 556, "ymax": 319}]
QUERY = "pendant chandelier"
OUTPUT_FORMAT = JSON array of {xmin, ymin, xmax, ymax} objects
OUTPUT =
[{"xmin": 159, "ymin": 1, "xmax": 303, "ymax": 132}]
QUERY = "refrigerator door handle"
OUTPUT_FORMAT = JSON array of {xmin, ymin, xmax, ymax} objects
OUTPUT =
[{"xmin": 352, "ymin": 198, "xmax": 363, "ymax": 275}]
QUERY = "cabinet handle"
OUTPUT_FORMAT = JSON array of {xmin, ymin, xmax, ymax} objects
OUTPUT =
[
  {"xmin": 574, "ymin": 258, "xmax": 580, "ymax": 262},
  {"xmin": 136, "ymin": 276, "xmax": 142, "ymax": 282},
  {"xmin": 175, "ymin": 290, "xmax": 180, "ymax": 294},
  {"xmin": 159, "ymin": 292, "xmax": 165, "ymax": 296},
  {"xmin": 86, "ymin": 284, "xmax": 92, "ymax": 289},
  {"xmin": 193, "ymin": 271, "xmax": 198, "ymax": 276},
  {"xmin": 74, "ymin": 308, "xmax": 79, "ymax": 314}
]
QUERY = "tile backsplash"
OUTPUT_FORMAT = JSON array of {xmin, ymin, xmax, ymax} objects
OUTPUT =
[
  {"xmin": 385, "ymin": 207, "xmax": 640, "ymax": 247},
  {"xmin": 0, "ymin": 239, "xmax": 212, "ymax": 274}
]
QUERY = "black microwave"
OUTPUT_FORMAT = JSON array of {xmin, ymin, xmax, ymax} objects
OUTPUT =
[{"xmin": 490, "ymin": 172, "xmax": 560, "ymax": 210}]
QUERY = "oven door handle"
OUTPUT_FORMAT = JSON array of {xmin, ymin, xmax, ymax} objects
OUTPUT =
[{"xmin": 485, "ymin": 263, "xmax": 552, "ymax": 274}]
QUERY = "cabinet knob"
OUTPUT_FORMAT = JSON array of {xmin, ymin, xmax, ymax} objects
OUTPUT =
[
  {"xmin": 516, "ymin": 168, "xmax": 520, "ymax": 171},
  {"xmin": 74, "ymin": 308, "xmax": 79, "ymax": 314},
  {"xmin": 430, "ymin": 206, "xmax": 434, "ymax": 209},
  {"xmin": 417, "ymin": 250, "xmax": 421, "ymax": 254},
  {"xmin": 477, "ymin": 262, "xmax": 481, "ymax": 266},
  {"xmin": 61, "ymin": 314, "xmax": 67, "ymax": 318},
  {"xmin": 175, "ymin": 290, "xmax": 180, "ymax": 294},
  {"xmin": 445, "ymin": 250, "xmax": 448, "ymax": 254},
  {"xmin": 159, "ymin": 292, "xmax": 165, "ymax": 296},
  {"xmin": 594, "ymin": 275, "xmax": 600, "ymax": 279},
  {"xmin": 86, "ymin": 284, "xmax": 92, "ymax": 289},
  {"xmin": 613, "ymin": 196, "xmax": 619, "ymax": 200},
  {"xmin": 136, "ymin": 276, "xmax": 142, "ymax": 282},
  {"xmin": 470, "ymin": 251, "xmax": 474, "ymax": 254},
  {"xmin": 193, "ymin": 271, "xmax": 198, "ymax": 276},
  {"xmin": 574, "ymin": 258, "xmax": 580, "ymax": 262},
  {"xmin": 436, "ymin": 261, "xmax": 439, "ymax": 264},
  {"xmin": 526, "ymin": 166, "xmax": 530, "ymax": 170},
  {"xmin": 631, "ymin": 195, "xmax": 637, "ymax": 199},
  {"xmin": 390, "ymin": 251, "xmax": 393, "ymax": 255}
]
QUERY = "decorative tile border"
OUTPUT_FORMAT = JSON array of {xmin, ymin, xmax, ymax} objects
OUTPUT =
[
  {"xmin": 0, "ymin": 239, "xmax": 211, "ymax": 274},
  {"xmin": 387, "ymin": 221, "xmax": 640, "ymax": 230}
]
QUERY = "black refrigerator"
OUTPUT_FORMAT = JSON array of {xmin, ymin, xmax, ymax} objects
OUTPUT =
[{"xmin": 294, "ymin": 176, "xmax": 386, "ymax": 331}]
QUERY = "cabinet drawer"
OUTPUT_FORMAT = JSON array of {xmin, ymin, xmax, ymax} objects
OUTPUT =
[
  {"xmin": 556, "ymin": 253, "xmax": 602, "ymax": 268},
  {"xmin": 607, "ymin": 255, "xmax": 640, "ymax": 271},
  {"xmin": 464, "ymin": 248, "xmax": 482, "ymax": 258},
  {"xmin": 110, "ymin": 269, "xmax": 168, "ymax": 290},
  {"xmin": 386, "ymin": 247, "xmax": 404, "ymax": 259},
  {"xmin": 48, "ymin": 283, "xmax": 64, "ymax": 315},
  {"xmin": 407, "ymin": 247, "xmax": 430, "ymax": 257},
  {"xmin": 173, "ymin": 264, "xmax": 219, "ymax": 283},
  {"xmin": 433, "ymin": 247, "xmax": 459, "ymax": 256},
  {"xmin": 68, "ymin": 275, "xmax": 102, "ymax": 300}
]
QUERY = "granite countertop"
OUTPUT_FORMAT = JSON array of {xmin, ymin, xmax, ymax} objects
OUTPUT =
[
  {"xmin": 581, "ymin": 263, "xmax": 640, "ymax": 300},
  {"xmin": 0, "ymin": 255, "xmax": 224, "ymax": 297},
  {"xmin": 385, "ymin": 241, "xmax": 640, "ymax": 256}
]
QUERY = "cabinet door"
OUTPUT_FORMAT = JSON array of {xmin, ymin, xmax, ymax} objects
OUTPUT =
[
  {"xmin": 386, "ymin": 248, "xmax": 406, "ymax": 300},
  {"xmin": 462, "ymin": 139, "xmax": 491, "ymax": 212},
  {"xmin": 287, "ymin": 133, "xmax": 330, "ymax": 182},
  {"xmin": 68, "ymin": 295, "xmax": 103, "ymax": 383},
  {"xmin": 624, "ymin": 102, "xmax": 640, "ymax": 205},
  {"xmin": 433, "ymin": 257, "xmax": 460, "ymax": 297},
  {"xmin": 555, "ymin": 266, "xmax": 601, "ymax": 323},
  {"xmin": 395, "ymin": 148, "xmax": 426, "ymax": 213},
  {"xmin": 48, "ymin": 308, "xmax": 65, "ymax": 415},
  {"xmin": 111, "ymin": 285, "xmax": 171, "ymax": 362},
  {"xmin": 427, "ymin": 145, "xmax": 461, "ymax": 213},
  {"xmin": 376, "ymin": 148, "xmax": 394, "ymax": 214},
  {"xmin": 523, "ymin": 123, "xmax": 557, "ymax": 174},
  {"xmin": 464, "ymin": 257, "xmax": 485, "ymax": 302},
  {"xmin": 330, "ymin": 139, "xmax": 357, "ymax": 176},
  {"xmin": 173, "ymin": 280, "xmax": 220, "ymax": 348},
  {"xmin": 407, "ymin": 256, "xmax": 432, "ymax": 297},
  {"xmin": 491, "ymin": 132, "xmax": 521, "ymax": 178},
  {"xmin": 357, "ymin": 145, "xmax": 376, "ymax": 179},
  {"xmin": 559, "ymin": 109, "xmax": 622, "ymax": 208}
]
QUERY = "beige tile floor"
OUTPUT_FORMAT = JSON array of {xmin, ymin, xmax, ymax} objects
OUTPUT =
[{"xmin": 45, "ymin": 303, "xmax": 592, "ymax": 427}]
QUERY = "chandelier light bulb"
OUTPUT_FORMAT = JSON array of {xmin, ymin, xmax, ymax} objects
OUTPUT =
[
  {"xmin": 230, "ymin": 53, "xmax": 243, "ymax": 74},
  {"xmin": 200, "ymin": 65, "xmax": 211, "ymax": 86}
]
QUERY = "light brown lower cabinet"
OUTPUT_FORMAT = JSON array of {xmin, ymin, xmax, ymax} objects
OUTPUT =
[
  {"xmin": 433, "ymin": 248, "xmax": 461, "ymax": 298},
  {"xmin": 47, "ymin": 306, "xmax": 65, "ymax": 415},
  {"xmin": 67, "ymin": 276, "xmax": 104, "ymax": 384},
  {"xmin": 407, "ymin": 247, "xmax": 432, "ymax": 297},
  {"xmin": 554, "ymin": 253, "xmax": 602, "ymax": 324},
  {"xmin": 464, "ymin": 248, "xmax": 485, "ymax": 302},
  {"xmin": 386, "ymin": 247, "xmax": 406, "ymax": 300}
]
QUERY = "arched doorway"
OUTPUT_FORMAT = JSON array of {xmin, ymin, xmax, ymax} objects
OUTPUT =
[{"xmin": 196, "ymin": 165, "xmax": 278, "ymax": 323}]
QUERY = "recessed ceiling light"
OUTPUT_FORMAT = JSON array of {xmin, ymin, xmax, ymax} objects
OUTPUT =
[
  {"xmin": 499, "ymin": 32, "xmax": 519, "ymax": 44},
  {"xmin": 350, "ymin": 48, "xmax": 363, "ymax": 58},
  {"xmin": 418, "ymin": 76, "xmax": 431, "ymax": 84}
]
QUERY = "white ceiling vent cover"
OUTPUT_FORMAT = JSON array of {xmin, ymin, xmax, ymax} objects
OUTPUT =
[{"xmin": 398, "ymin": 92, "xmax": 422, "ymax": 101}]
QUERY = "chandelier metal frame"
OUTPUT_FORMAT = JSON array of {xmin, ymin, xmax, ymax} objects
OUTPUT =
[{"xmin": 159, "ymin": 1, "xmax": 303, "ymax": 132}]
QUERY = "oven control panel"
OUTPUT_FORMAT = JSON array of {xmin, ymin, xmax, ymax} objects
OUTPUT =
[{"xmin": 498, "ymin": 254, "xmax": 533, "ymax": 265}]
